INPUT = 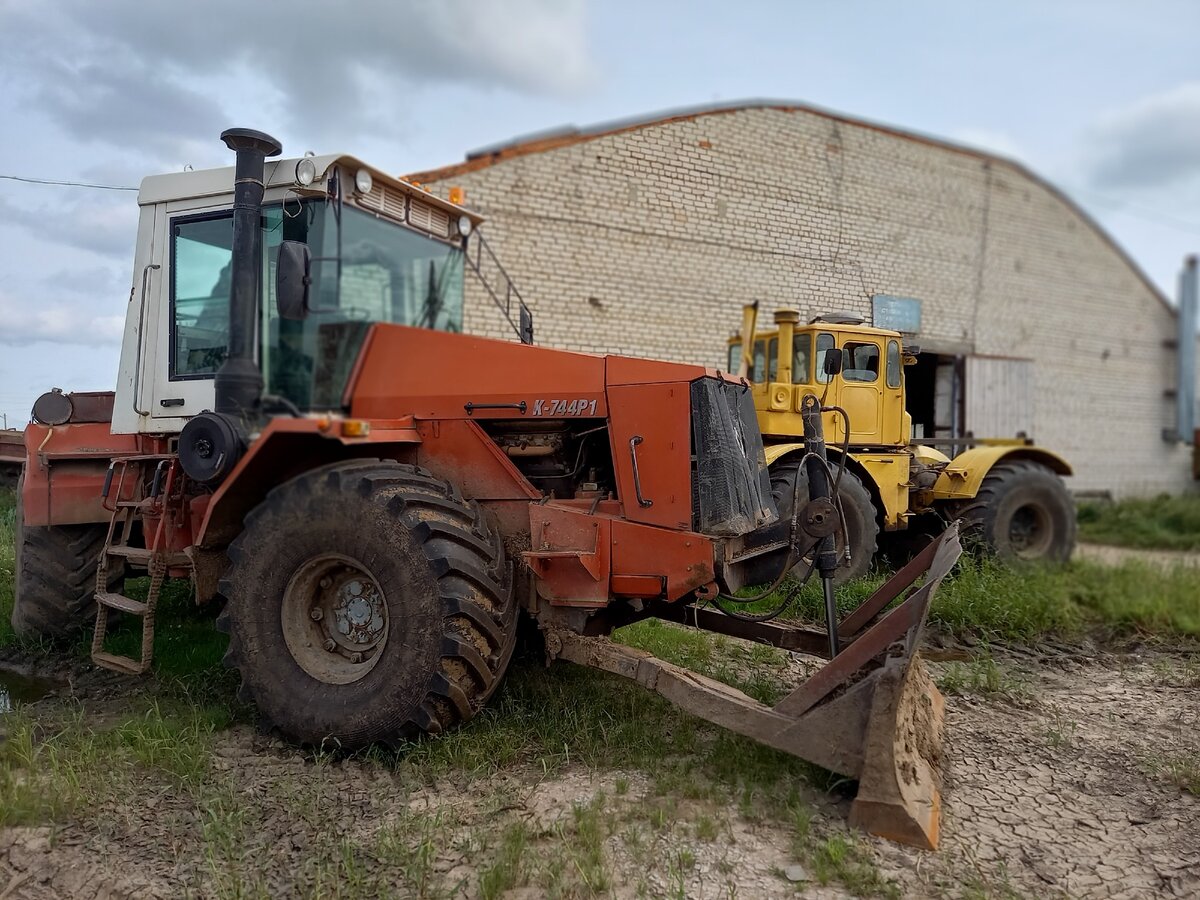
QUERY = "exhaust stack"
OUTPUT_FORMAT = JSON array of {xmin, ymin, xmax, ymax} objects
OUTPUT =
[
  {"xmin": 179, "ymin": 128, "xmax": 282, "ymax": 486},
  {"xmin": 215, "ymin": 128, "xmax": 282, "ymax": 419}
]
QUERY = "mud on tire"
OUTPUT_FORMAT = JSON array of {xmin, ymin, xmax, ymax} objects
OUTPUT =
[
  {"xmin": 216, "ymin": 460, "xmax": 518, "ymax": 749},
  {"xmin": 12, "ymin": 473, "xmax": 121, "ymax": 640},
  {"xmin": 954, "ymin": 460, "xmax": 1076, "ymax": 563}
]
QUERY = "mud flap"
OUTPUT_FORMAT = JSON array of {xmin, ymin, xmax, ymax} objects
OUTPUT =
[{"xmin": 546, "ymin": 522, "xmax": 962, "ymax": 849}]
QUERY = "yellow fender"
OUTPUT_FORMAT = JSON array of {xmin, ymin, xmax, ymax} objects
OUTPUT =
[
  {"xmin": 764, "ymin": 442, "xmax": 806, "ymax": 469},
  {"xmin": 764, "ymin": 443, "xmax": 910, "ymax": 530},
  {"xmin": 932, "ymin": 446, "xmax": 1072, "ymax": 501}
]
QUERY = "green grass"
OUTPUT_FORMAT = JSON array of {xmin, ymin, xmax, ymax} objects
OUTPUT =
[
  {"xmin": 0, "ymin": 486, "xmax": 15, "ymax": 647},
  {"xmin": 1078, "ymin": 494, "xmax": 1200, "ymax": 552},
  {"xmin": 0, "ymin": 699, "xmax": 231, "ymax": 827},
  {"xmin": 937, "ymin": 654, "xmax": 1029, "ymax": 700},
  {"xmin": 737, "ymin": 554, "xmax": 1200, "ymax": 643}
]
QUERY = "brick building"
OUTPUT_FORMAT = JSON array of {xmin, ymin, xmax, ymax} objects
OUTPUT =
[{"xmin": 410, "ymin": 101, "xmax": 1200, "ymax": 497}]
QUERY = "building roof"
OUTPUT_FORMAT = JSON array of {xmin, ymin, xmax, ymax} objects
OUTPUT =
[{"xmin": 406, "ymin": 98, "xmax": 1174, "ymax": 313}]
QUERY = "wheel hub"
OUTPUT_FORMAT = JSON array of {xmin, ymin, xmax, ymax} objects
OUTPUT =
[
  {"xmin": 1009, "ymin": 503, "xmax": 1052, "ymax": 559},
  {"xmin": 333, "ymin": 579, "xmax": 386, "ymax": 647},
  {"xmin": 281, "ymin": 554, "xmax": 390, "ymax": 684}
]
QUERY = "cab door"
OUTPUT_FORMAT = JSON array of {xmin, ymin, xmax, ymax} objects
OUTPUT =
[
  {"xmin": 147, "ymin": 201, "xmax": 234, "ymax": 424},
  {"xmin": 838, "ymin": 339, "xmax": 883, "ymax": 444}
]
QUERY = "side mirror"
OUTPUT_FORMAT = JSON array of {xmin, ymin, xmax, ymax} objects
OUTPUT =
[
  {"xmin": 276, "ymin": 240, "xmax": 312, "ymax": 320},
  {"xmin": 822, "ymin": 349, "xmax": 844, "ymax": 377},
  {"xmin": 519, "ymin": 304, "xmax": 535, "ymax": 345}
]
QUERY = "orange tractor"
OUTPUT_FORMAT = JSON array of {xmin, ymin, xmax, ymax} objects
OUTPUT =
[{"xmin": 13, "ymin": 129, "xmax": 961, "ymax": 847}]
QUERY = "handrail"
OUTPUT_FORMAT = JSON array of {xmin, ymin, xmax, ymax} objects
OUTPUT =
[{"xmin": 463, "ymin": 231, "xmax": 534, "ymax": 344}]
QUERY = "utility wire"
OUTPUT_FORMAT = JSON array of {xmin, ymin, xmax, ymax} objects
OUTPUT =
[{"xmin": 0, "ymin": 174, "xmax": 137, "ymax": 191}]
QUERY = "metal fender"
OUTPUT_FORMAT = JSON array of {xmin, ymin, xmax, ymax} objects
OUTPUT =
[
  {"xmin": 933, "ymin": 446, "xmax": 1072, "ymax": 501},
  {"xmin": 764, "ymin": 442, "xmax": 807, "ymax": 468}
]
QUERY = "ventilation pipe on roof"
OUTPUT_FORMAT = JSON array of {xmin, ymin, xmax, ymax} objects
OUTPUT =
[{"xmin": 1175, "ymin": 255, "xmax": 1198, "ymax": 444}]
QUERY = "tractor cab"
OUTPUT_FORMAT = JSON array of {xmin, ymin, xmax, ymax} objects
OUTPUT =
[
  {"xmin": 728, "ymin": 309, "xmax": 912, "ymax": 448},
  {"xmin": 111, "ymin": 154, "xmax": 496, "ymax": 434}
]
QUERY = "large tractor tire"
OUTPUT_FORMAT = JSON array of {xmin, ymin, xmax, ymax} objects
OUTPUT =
[
  {"xmin": 217, "ymin": 460, "xmax": 518, "ymax": 749},
  {"xmin": 744, "ymin": 459, "xmax": 880, "ymax": 586},
  {"xmin": 954, "ymin": 460, "xmax": 1076, "ymax": 563},
  {"xmin": 11, "ymin": 473, "xmax": 120, "ymax": 640}
]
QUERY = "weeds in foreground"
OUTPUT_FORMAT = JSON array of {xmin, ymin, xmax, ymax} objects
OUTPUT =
[
  {"xmin": 937, "ymin": 654, "xmax": 1029, "ymax": 700},
  {"xmin": 1145, "ymin": 753, "xmax": 1200, "ymax": 795}
]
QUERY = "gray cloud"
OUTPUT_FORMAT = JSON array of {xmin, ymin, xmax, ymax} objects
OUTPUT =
[
  {"xmin": 0, "ymin": 0, "xmax": 594, "ymax": 158},
  {"xmin": 1088, "ymin": 83, "xmax": 1200, "ymax": 190},
  {"xmin": 0, "ymin": 194, "xmax": 138, "ymax": 259},
  {"xmin": 0, "ymin": 288, "xmax": 125, "ymax": 346}
]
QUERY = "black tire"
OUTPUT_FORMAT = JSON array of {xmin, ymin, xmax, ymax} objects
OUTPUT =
[
  {"xmin": 12, "ymin": 473, "xmax": 121, "ymax": 640},
  {"xmin": 953, "ymin": 460, "xmax": 1076, "ymax": 563},
  {"xmin": 217, "ymin": 460, "xmax": 518, "ymax": 749},
  {"xmin": 743, "ymin": 459, "xmax": 880, "ymax": 586}
]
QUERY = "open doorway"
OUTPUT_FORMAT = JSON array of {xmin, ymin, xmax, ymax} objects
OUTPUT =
[{"xmin": 905, "ymin": 352, "xmax": 962, "ymax": 443}]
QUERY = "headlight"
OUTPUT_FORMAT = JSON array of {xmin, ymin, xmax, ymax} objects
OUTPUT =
[
  {"xmin": 457, "ymin": 214, "xmax": 473, "ymax": 237},
  {"xmin": 295, "ymin": 157, "xmax": 317, "ymax": 186},
  {"xmin": 355, "ymin": 168, "xmax": 373, "ymax": 194}
]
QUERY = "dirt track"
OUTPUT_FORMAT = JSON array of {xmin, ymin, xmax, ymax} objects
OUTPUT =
[
  {"xmin": 2, "ymin": 648, "xmax": 1197, "ymax": 898},
  {"xmin": 1075, "ymin": 542, "xmax": 1200, "ymax": 570}
]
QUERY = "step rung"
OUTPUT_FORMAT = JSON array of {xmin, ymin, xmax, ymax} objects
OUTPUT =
[
  {"xmin": 106, "ymin": 546, "xmax": 152, "ymax": 562},
  {"xmin": 91, "ymin": 651, "xmax": 148, "ymax": 676},
  {"xmin": 95, "ymin": 591, "xmax": 148, "ymax": 615},
  {"xmin": 104, "ymin": 546, "xmax": 190, "ymax": 567}
]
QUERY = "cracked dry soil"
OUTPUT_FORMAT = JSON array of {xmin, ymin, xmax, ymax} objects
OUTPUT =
[{"xmin": 1, "ymin": 653, "xmax": 1197, "ymax": 899}]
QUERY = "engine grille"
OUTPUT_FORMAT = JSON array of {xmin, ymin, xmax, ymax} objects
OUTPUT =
[{"xmin": 690, "ymin": 378, "xmax": 777, "ymax": 537}]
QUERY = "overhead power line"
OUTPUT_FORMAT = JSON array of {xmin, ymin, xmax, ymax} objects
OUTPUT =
[{"xmin": 0, "ymin": 174, "xmax": 137, "ymax": 191}]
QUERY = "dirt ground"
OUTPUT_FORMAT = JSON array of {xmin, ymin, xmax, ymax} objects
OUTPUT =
[
  {"xmin": 1, "ymin": 647, "xmax": 1197, "ymax": 899},
  {"xmin": 1075, "ymin": 543, "xmax": 1200, "ymax": 570}
]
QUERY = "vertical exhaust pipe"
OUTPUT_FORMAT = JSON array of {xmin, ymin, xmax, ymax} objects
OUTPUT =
[
  {"xmin": 179, "ymin": 128, "xmax": 282, "ymax": 486},
  {"xmin": 215, "ymin": 128, "xmax": 282, "ymax": 419}
]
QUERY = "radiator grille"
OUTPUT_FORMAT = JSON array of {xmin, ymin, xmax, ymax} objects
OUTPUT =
[{"xmin": 690, "ymin": 378, "xmax": 776, "ymax": 537}]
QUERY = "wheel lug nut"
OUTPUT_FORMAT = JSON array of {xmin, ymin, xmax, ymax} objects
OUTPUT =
[
  {"xmin": 323, "ymin": 639, "xmax": 336, "ymax": 652},
  {"xmin": 310, "ymin": 609, "xmax": 323, "ymax": 621},
  {"xmin": 319, "ymin": 577, "xmax": 332, "ymax": 589},
  {"xmin": 350, "ymin": 652, "xmax": 363, "ymax": 664}
]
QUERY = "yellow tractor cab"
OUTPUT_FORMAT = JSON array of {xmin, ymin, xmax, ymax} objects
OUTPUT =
[{"xmin": 729, "ymin": 306, "xmax": 1075, "ymax": 580}]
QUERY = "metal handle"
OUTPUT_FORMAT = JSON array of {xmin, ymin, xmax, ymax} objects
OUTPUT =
[
  {"xmin": 464, "ymin": 401, "xmax": 527, "ymax": 415},
  {"xmin": 629, "ymin": 435, "xmax": 653, "ymax": 508},
  {"xmin": 150, "ymin": 459, "xmax": 170, "ymax": 498},
  {"xmin": 101, "ymin": 462, "xmax": 116, "ymax": 500},
  {"xmin": 131, "ymin": 263, "xmax": 160, "ymax": 417}
]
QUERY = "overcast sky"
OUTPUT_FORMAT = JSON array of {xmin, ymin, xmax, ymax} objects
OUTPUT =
[{"xmin": 2, "ymin": 0, "xmax": 1199, "ymax": 427}]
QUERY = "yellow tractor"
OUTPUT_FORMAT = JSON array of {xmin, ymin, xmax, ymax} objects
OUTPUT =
[{"xmin": 732, "ymin": 304, "xmax": 1075, "ymax": 581}]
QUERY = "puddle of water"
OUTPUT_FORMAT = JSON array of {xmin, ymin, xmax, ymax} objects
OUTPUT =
[{"xmin": 0, "ymin": 670, "xmax": 57, "ymax": 715}]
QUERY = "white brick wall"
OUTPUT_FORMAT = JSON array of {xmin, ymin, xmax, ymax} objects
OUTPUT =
[{"xmin": 423, "ymin": 107, "xmax": 1199, "ymax": 497}]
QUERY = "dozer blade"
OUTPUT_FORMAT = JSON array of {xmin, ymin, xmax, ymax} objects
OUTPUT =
[{"xmin": 547, "ymin": 522, "xmax": 962, "ymax": 849}]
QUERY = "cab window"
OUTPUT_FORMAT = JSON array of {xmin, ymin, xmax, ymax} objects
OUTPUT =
[
  {"xmin": 766, "ymin": 337, "xmax": 779, "ymax": 380},
  {"xmin": 815, "ymin": 333, "xmax": 837, "ymax": 384},
  {"xmin": 792, "ymin": 333, "xmax": 812, "ymax": 384},
  {"xmin": 171, "ymin": 212, "xmax": 234, "ymax": 378},
  {"xmin": 842, "ymin": 342, "xmax": 881, "ymax": 383},
  {"xmin": 886, "ymin": 340, "xmax": 901, "ymax": 388},
  {"xmin": 727, "ymin": 341, "xmax": 741, "ymax": 373},
  {"xmin": 752, "ymin": 340, "xmax": 769, "ymax": 382}
]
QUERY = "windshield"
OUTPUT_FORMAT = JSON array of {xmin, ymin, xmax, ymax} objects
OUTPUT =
[
  {"xmin": 263, "ymin": 199, "xmax": 464, "ymax": 409},
  {"xmin": 171, "ymin": 197, "xmax": 464, "ymax": 409}
]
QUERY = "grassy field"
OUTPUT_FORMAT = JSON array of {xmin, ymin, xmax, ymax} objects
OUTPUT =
[
  {"xmin": 3, "ymin": 488, "xmax": 1200, "ymax": 895},
  {"xmin": 1078, "ymin": 493, "xmax": 1200, "ymax": 552}
]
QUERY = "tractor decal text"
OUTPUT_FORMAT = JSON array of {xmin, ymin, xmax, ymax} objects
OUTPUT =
[{"xmin": 531, "ymin": 398, "xmax": 599, "ymax": 417}]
